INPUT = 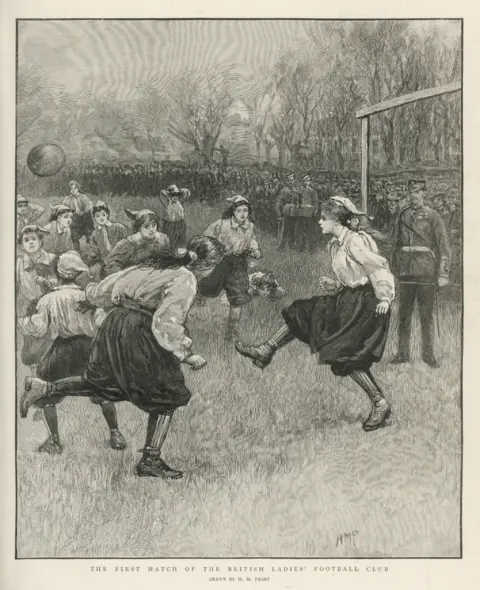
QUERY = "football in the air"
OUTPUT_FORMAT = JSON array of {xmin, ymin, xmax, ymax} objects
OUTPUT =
[{"xmin": 27, "ymin": 143, "xmax": 66, "ymax": 177}]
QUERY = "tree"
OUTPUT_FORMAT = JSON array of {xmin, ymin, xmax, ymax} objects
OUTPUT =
[
  {"xmin": 17, "ymin": 64, "xmax": 55, "ymax": 143},
  {"xmin": 168, "ymin": 67, "xmax": 235, "ymax": 166},
  {"xmin": 134, "ymin": 85, "xmax": 172, "ymax": 160}
]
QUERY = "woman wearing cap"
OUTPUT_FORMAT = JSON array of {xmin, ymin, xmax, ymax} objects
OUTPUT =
[
  {"xmin": 158, "ymin": 185, "xmax": 191, "ymax": 250},
  {"xmin": 17, "ymin": 225, "xmax": 59, "ymax": 380},
  {"xmin": 104, "ymin": 209, "xmax": 170, "ymax": 276},
  {"xmin": 17, "ymin": 250, "xmax": 127, "ymax": 455},
  {"xmin": 63, "ymin": 180, "xmax": 94, "ymax": 251},
  {"xmin": 88, "ymin": 202, "xmax": 129, "ymax": 280},
  {"xmin": 200, "ymin": 195, "xmax": 262, "ymax": 341},
  {"xmin": 20, "ymin": 237, "xmax": 225, "ymax": 479},
  {"xmin": 235, "ymin": 196, "xmax": 395, "ymax": 433},
  {"xmin": 16, "ymin": 194, "xmax": 45, "ymax": 238},
  {"xmin": 42, "ymin": 205, "xmax": 75, "ymax": 256}
]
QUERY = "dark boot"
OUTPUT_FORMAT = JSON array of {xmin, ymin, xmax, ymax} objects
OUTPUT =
[
  {"xmin": 350, "ymin": 370, "xmax": 391, "ymax": 432},
  {"xmin": 235, "ymin": 341, "xmax": 276, "ymax": 369},
  {"xmin": 235, "ymin": 323, "xmax": 294, "ymax": 369},
  {"xmin": 422, "ymin": 356, "xmax": 440, "ymax": 369},
  {"xmin": 137, "ymin": 452, "xmax": 183, "ymax": 479},
  {"xmin": 136, "ymin": 413, "xmax": 183, "ymax": 479},
  {"xmin": 38, "ymin": 435, "xmax": 63, "ymax": 455}
]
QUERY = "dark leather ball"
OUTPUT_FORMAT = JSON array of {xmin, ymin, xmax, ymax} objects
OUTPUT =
[{"xmin": 27, "ymin": 144, "xmax": 66, "ymax": 177}]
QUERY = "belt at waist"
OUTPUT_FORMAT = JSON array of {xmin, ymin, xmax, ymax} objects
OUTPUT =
[
  {"xmin": 112, "ymin": 294, "xmax": 154, "ymax": 316},
  {"xmin": 401, "ymin": 246, "xmax": 435, "ymax": 256},
  {"xmin": 297, "ymin": 206, "xmax": 316, "ymax": 217}
]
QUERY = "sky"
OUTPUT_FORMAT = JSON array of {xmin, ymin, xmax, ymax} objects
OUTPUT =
[
  {"xmin": 18, "ymin": 20, "xmax": 311, "ymax": 100},
  {"xmin": 18, "ymin": 20, "xmax": 461, "ymax": 102}
]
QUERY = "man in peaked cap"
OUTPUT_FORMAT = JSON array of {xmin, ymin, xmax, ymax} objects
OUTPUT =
[
  {"xmin": 276, "ymin": 173, "xmax": 300, "ymax": 250},
  {"xmin": 391, "ymin": 180, "xmax": 451, "ymax": 368}
]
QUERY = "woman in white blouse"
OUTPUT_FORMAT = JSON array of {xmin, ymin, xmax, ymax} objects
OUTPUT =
[
  {"xmin": 235, "ymin": 196, "xmax": 395, "ymax": 433},
  {"xmin": 20, "ymin": 236, "xmax": 225, "ymax": 479}
]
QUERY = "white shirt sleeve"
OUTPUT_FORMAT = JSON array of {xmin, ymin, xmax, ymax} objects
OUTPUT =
[
  {"xmin": 203, "ymin": 219, "xmax": 221, "ymax": 239},
  {"xmin": 85, "ymin": 268, "xmax": 132, "ymax": 307},
  {"xmin": 17, "ymin": 300, "xmax": 50, "ymax": 338},
  {"xmin": 151, "ymin": 271, "xmax": 198, "ymax": 361},
  {"xmin": 346, "ymin": 232, "xmax": 396, "ymax": 303}
]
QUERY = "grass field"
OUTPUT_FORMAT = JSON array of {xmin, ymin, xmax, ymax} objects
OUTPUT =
[{"xmin": 16, "ymin": 195, "xmax": 461, "ymax": 558}]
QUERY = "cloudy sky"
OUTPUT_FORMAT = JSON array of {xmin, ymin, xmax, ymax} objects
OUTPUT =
[{"xmin": 18, "ymin": 19, "xmax": 461, "ymax": 101}]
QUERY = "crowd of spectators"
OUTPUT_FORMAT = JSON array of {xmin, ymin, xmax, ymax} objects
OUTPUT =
[{"xmin": 18, "ymin": 160, "xmax": 462, "ymax": 283}]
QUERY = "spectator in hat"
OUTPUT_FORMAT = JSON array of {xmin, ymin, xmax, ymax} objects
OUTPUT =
[
  {"xmin": 87, "ymin": 201, "xmax": 129, "ymax": 281},
  {"xmin": 296, "ymin": 174, "xmax": 320, "ymax": 252},
  {"xmin": 432, "ymin": 193, "xmax": 448, "ymax": 216},
  {"xmin": 104, "ymin": 209, "xmax": 170, "ymax": 276},
  {"xmin": 397, "ymin": 187, "xmax": 409, "ymax": 212},
  {"xmin": 17, "ymin": 250, "xmax": 127, "ymax": 455},
  {"xmin": 371, "ymin": 191, "xmax": 388, "ymax": 232},
  {"xmin": 158, "ymin": 184, "xmax": 191, "ymax": 250},
  {"xmin": 276, "ymin": 173, "xmax": 300, "ymax": 250},
  {"xmin": 42, "ymin": 205, "xmax": 75, "ymax": 257},
  {"xmin": 16, "ymin": 194, "xmax": 45, "ymax": 238},
  {"xmin": 391, "ymin": 180, "xmax": 451, "ymax": 368},
  {"xmin": 63, "ymin": 180, "xmax": 94, "ymax": 251},
  {"xmin": 385, "ymin": 191, "xmax": 401, "ymax": 229},
  {"xmin": 201, "ymin": 195, "xmax": 261, "ymax": 341}
]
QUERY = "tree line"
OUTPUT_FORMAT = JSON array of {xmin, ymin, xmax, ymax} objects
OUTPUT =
[{"xmin": 17, "ymin": 21, "xmax": 461, "ymax": 172}]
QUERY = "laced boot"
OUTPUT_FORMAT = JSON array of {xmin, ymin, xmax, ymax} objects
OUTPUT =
[
  {"xmin": 235, "ymin": 323, "xmax": 294, "ymax": 369},
  {"xmin": 136, "ymin": 413, "xmax": 183, "ymax": 479},
  {"xmin": 21, "ymin": 377, "xmax": 49, "ymax": 418},
  {"xmin": 350, "ymin": 370, "xmax": 392, "ymax": 432}
]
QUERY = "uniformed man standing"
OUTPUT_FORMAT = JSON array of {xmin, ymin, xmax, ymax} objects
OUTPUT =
[
  {"xmin": 296, "ymin": 174, "xmax": 319, "ymax": 252},
  {"xmin": 391, "ymin": 180, "xmax": 451, "ymax": 368},
  {"xmin": 276, "ymin": 173, "xmax": 300, "ymax": 250}
]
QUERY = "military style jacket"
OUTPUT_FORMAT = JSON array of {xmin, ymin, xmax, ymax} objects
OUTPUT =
[
  {"xmin": 393, "ymin": 205, "xmax": 450, "ymax": 280},
  {"xmin": 297, "ymin": 186, "xmax": 319, "ymax": 217}
]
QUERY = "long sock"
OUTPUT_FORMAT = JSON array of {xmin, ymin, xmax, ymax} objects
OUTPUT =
[
  {"xmin": 100, "ymin": 401, "xmax": 119, "ymax": 431},
  {"xmin": 144, "ymin": 412, "xmax": 173, "ymax": 457},
  {"xmin": 365, "ymin": 369, "xmax": 384, "ymax": 395},
  {"xmin": 228, "ymin": 306, "xmax": 242, "ymax": 333},
  {"xmin": 350, "ymin": 370, "xmax": 386, "ymax": 406},
  {"xmin": 42, "ymin": 405, "xmax": 60, "ymax": 439},
  {"xmin": 267, "ymin": 323, "xmax": 295, "ymax": 350},
  {"xmin": 145, "ymin": 412, "xmax": 160, "ymax": 447}
]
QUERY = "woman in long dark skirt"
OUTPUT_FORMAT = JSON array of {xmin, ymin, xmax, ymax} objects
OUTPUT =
[
  {"xmin": 235, "ymin": 196, "xmax": 395, "ymax": 432},
  {"xmin": 20, "ymin": 236, "xmax": 225, "ymax": 478}
]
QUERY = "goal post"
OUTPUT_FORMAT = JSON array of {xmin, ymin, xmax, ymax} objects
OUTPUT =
[{"xmin": 355, "ymin": 80, "xmax": 461, "ymax": 213}]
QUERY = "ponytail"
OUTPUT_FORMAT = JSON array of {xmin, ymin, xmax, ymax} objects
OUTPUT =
[{"xmin": 139, "ymin": 248, "xmax": 195, "ymax": 270}]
